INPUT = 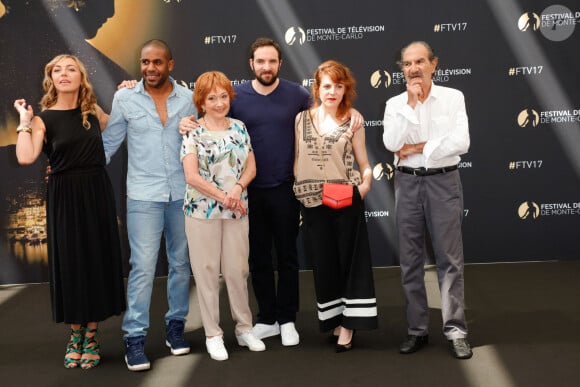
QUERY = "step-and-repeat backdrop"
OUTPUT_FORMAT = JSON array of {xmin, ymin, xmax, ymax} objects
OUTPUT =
[{"xmin": 1, "ymin": 0, "xmax": 578, "ymax": 284}]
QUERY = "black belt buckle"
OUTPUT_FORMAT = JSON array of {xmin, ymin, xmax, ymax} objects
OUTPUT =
[
  {"xmin": 413, "ymin": 167, "xmax": 426, "ymax": 176},
  {"xmin": 396, "ymin": 166, "xmax": 426, "ymax": 176}
]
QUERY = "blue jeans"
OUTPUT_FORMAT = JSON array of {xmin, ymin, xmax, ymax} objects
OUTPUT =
[{"xmin": 122, "ymin": 199, "xmax": 191, "ymax": 338}]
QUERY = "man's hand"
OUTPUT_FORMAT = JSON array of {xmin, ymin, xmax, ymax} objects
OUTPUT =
[
  {"xmin": 348, "ymin": 108, "xmax": 364, "ymax": 132},
  {"xmin": 406, "ymin": 79, "xmax": 423, "ymax": 108},
  {"xmin": 396, "ymin": 142, "xmax": 425, "ymax": 160},
  {"xmin": 117, "ymin": 80, "xmax": 137, "ymax": 90},
  {"xmin": 179, "ymin": 115, "xmax": 199, "ymax": 135},
  {"xmin": 45, "ymin": 163, "xmax": 52, "ymax": 184}
]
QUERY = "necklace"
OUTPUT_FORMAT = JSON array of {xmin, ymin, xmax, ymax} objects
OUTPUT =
[{"xmin": 202, "ymin": 116, "xmax": 229, "ymax": 131}]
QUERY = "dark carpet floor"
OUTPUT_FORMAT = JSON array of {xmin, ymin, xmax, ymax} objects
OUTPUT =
[{"xmin": 1, "ymin": 261, "xmax": 579, "ymax": 387}]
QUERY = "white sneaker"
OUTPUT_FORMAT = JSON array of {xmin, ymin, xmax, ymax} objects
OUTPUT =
[
  {"xmin": 252, "ymin": 322, "xmax": 280, "ymax": 339},
  {"xmin": 280, "ymin": 322, "xmax": 300, "ymax": 346},
  {"xmin": 236, "ymin": 331, "xmax": 266, "ymax": 351},
  {"xmin": 206, "ymin": 336, "xmax": 228, "ymax": 361}
]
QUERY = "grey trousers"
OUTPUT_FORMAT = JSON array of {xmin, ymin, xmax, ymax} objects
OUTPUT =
[{"xmin": 394, "ymin": 169, "xmax": 468, "ymax": 339}]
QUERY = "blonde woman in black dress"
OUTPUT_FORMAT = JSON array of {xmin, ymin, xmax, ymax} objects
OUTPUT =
[{"xmin": 13, "ymin": 54, "xmax": 125, "ymax": 369}]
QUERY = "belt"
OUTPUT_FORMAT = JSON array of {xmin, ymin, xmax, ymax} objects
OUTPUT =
[{"xmin": 396, "ymin": 165, "xmax": 458, "ymax": 176}]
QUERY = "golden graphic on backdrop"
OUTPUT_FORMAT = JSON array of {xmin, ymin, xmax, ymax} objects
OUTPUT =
[
  {"xmin": 518, "ymin": 12, "xmax": 540, "ymax": 31},
  {"xmin": 517, "ymin": 108, "xmax": 540, "ymax": 127},
  {"xmin": 373, "ymin": 162, "xmax": 394, "ymax": 181},
  {"xmin": 6, "ymin": 196, "xmax": 48, "ymax": 264},
  {"xmin": 370, "ymin": 70, "xmax": 391, "ymax": 89},
  {"xmin": 87, "ymin": 1, "xmax": 167, "ymax": 77},
  {"xmin": 518, "ymin": 201, "xmax": 540, "ymax": 220},
  {"xmin": 285, "ymin": 27, "xmax": 306, "ymax": 45}
]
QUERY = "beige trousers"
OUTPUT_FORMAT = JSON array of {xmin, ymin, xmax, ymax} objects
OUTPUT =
[{"xmin": 185, "ymin": 216, "xmax": 253, "ymax": 337}]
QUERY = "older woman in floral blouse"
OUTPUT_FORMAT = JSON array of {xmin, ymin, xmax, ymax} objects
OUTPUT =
[{"xmin": 181, "ymin": 71, "xmax": 265, "ymax": 361}]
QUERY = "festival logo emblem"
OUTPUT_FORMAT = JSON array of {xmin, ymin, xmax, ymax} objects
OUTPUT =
[
  {"xmin": 285, "ymin": 27, "xmax": 306, "ymax": 45},
  {"xmin": 370, "ymin": 70, "xmax": 391, "ymax": 89},
  {"xmin": 540, "ymin": 4, "xmax": 578, "ymax": 41},
  {"xmin": 517, "ymin": 108, "xmax": 540, "ymax": 127},
  {"xmin": 518, "ymin": 201, "xmax": 540, "ymax": 220},
  {"xmin": 518, "ymin": 12, "xmax": 540, "ymax": 31},
  {"xmin": 373, "ymin": 162, "xmax": 394, "ymax": 181}
]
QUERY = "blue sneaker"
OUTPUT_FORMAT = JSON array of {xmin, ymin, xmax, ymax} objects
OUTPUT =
[
  {"xmin": 124, "ymin": 336, "xmax": 150, "ymax": 371},
  {"xmin": 165, "ymin": 320, "xmax": 190, "ymax": 355}
]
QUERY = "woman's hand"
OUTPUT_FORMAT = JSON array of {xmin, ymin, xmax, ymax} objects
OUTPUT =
[
  {"xmin": 357, "ymin": 183, "xmax": 371, "ymax": 199},
  {"xmin": 13, "ymin": 99, "xmax": 33, "ymax": 125},
  {"xmin": 222, "ymin": 185, "xmax": 247, "ymax": 216}
]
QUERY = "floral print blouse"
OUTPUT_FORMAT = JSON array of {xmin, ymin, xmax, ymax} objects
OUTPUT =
[{"xmin": 181, "ymin": 118, "xmax": 253, "ymax": 219}]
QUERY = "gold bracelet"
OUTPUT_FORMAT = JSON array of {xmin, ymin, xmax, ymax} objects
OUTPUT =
[
  {"xmin": 16, "ymin": 125, "xmax": 32, "ymax": 134},
  {"xmin": 235, "ymin": 182, "xmax": 244, "ymax": 190}
]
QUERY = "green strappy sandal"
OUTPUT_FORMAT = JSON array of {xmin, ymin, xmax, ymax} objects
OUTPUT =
[
  {"xmin": 80, "ymin": 328, "xmax": 101, "ymax": 370},
  {"xmin": 64, "ymin": 327, "xmax": 84, "ymax": 369}
]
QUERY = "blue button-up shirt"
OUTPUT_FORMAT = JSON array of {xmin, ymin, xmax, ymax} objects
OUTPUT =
[{"xmin": 103, "ymin": 77, "xmax": 195, "ymax": 202}]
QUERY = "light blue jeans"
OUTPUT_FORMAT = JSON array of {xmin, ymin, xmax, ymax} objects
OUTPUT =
[{"xmin": 122, "ymin": 199, "xmax": 191, "ymax": 338}]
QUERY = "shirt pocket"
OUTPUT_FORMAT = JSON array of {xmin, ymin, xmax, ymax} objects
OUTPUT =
[{"xmin": 127, "ymin": 111, "xmax": 157, "ymax": 132}]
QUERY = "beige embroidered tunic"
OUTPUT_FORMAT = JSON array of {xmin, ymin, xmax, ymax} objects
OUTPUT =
[{"xmin": 293, "ymin": 110, "xmax": 362, "ymax": 208}]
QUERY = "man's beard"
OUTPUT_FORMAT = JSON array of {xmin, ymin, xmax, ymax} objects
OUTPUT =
[{"xmin": 255, "ymin": 71, "xmax": 279, "ymax": 86}]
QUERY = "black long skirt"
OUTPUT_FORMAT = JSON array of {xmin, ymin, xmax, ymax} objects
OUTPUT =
[
  {"xmin": 47, "ymin": 167, "xmax": 126, "ymax": 324},
  {"xmin": 300, "ymin": 188, "xmax": 377, "ymax": 332}
]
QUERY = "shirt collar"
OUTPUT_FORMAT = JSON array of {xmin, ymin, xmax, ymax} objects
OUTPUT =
[
  {"xmin": 136, "ymin": 76, "xmax": 177, "ymax": 96},
  {"xmin": 425, "ymin": 81, "xmax": 440, "ymax": 101}
]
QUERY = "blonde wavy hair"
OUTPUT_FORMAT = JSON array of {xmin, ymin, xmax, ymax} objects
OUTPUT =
[{"xmin": 40, "ymin": 54, "xmax": 97, "ymax": 129}]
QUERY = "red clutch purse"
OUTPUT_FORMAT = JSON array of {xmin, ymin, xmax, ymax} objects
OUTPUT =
[{"xmin": 321, "ymin": 183, "xmax": 353, "ymax": 209}]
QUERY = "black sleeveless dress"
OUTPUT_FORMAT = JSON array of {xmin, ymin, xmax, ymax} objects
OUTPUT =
[{"xmin": 40, "ymin": 108, "xmax": 125, "ymax": 324}]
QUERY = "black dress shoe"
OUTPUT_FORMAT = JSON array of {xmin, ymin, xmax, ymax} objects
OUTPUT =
[
  {"xmin": 448, "ymin": 338, "xmax": 473, "ymax": 359},
  {"xmin": 399, "ymin": 334, "xmax": 429, "ymax": 354},
  {"xmin": 335, "ymin": 330, "xmax": 355, "ymax": 353},
  {"xmin": 335, "ymin": 341, "xmax": 352, "ymax": 353}
]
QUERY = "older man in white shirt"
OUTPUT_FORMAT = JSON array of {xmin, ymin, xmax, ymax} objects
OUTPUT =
[{"xmin": 382, "ymin": 41, "xmax": 472, "ymax": 359}]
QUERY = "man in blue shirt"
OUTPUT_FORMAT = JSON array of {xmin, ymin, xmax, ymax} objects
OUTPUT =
[{"xmin": 103, "ymin": 39, "xmax": 195, "ymax": 371}]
